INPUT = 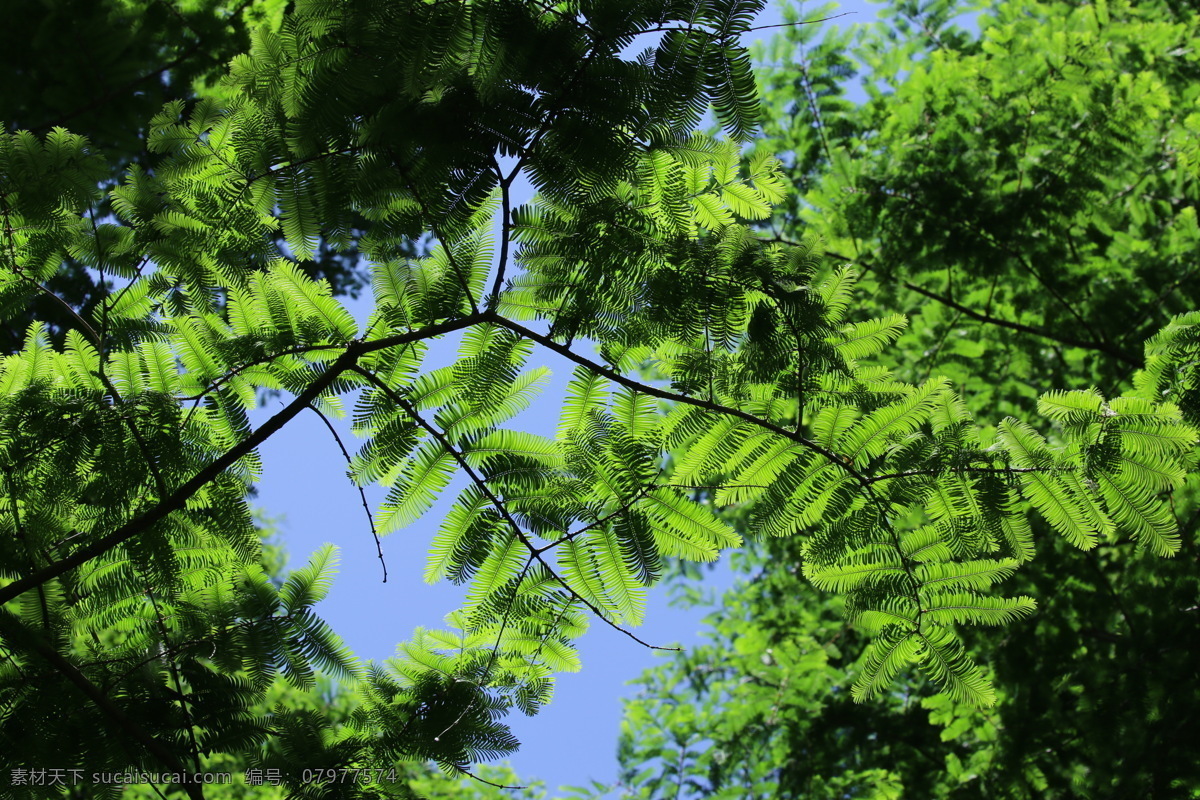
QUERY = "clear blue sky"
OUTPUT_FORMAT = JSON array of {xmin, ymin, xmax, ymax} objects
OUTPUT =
[{"xmin": 244, "ymin": 1, "xmax": 889, "ymax": 794}]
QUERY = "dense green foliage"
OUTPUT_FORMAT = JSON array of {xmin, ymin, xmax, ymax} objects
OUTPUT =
[
  {"xmin": 0, "ymin": 0, "xmax": 369, "ymax": 356},
  {"xmin": 0, "ymin": 0, "xmax": 291, "ymax": 165},
  {"xmin": 1, "ymin": 0, "xmax": 767, "ymax": 795},
  {"xmin": 609, "ymin": 0, "xmax": 1200, "ymax": 796},
  {"xmin": 1, "ymin": 0, "xmax": 1198, "ymax": 797}
]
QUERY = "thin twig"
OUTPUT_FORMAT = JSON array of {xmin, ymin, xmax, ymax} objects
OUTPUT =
[
  {"xmin": 487, "ymin": 154, "xmax": 512, "ymax": 309},
  {"xmin": 453, "ymin": 764, "xmax": 527, "ymax": 791},
  {"xmin": 348, "ymin": 364, "xmax": 675, "ymax": 652},
  {"xmin": 437, "ymin": 556, "xmax": 536, "ymax": 743},
  {"xmin": 484, "ymin": 314, "xmax": 929, "ymax": 633},
  {"xmin": 865, "ymin": 466, "xmax": 1053, "ymax": 484},
  {"xmin": 537, "ymin": 470, "xmax": 663, "ymax": 552},
  {"xmin": 484, "ymin": 311, "xmax": 868, "ymax": 484},
  {"xmin": 143, "ymin": 586, "xmax": 204, "ymax": 772},
  {"xmin": 305, "ymin": 403, "xmax": 387, "ymax": 582}
]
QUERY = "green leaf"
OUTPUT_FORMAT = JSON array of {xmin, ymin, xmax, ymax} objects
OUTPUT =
[{"xmin": 378, "ymin": 444, "xmax": 458, "ymax": 535}]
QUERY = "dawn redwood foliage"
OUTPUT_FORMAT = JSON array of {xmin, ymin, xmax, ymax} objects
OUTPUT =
[
  {"xmin": 0, "ymin": 0, "xmax": 1198, "ymax": 797},
  {"xmin": 608, "ymin": 1, "xmax": 1200, "ymax": 797}
]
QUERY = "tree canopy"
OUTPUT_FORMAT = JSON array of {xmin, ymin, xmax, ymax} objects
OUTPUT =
[
  {"xmin": 1, "ymin": 0, "xmax": 1198, "ymax": 798},
  {"xmin": 609, "ymin": 0, "xmax": 1200, "ymax": 796}
]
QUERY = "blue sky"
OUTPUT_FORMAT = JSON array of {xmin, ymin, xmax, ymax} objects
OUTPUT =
[{"xmin": 244, "ymin": 1, "xmax": 890, "ymax": 794}]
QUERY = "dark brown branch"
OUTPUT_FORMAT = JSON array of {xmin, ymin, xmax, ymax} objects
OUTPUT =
[
  {"xmin": 537, "ymin": 471, "xmax": 663, "ymax": 552},
  {"xmin": 482, "ymin": 313, "xmax": 932, "ymax": 628},
  {"xmin": 900, "ymin": 278, "xmax": 1141, "ymax": 366},
  {"xmin": 632, "ymin": 13, "xmax": 854, "ymax": 38},
  {"xmin": 27, "ymin": 0, "xmax": 256, "ymax": 137},
  {"xmin": 482, "ymin": 311, "xmax": 868, "ymax": 484},
  {"xmin": 438, "ymin": 556, "xmax": 537, "ymax": 742},
  {"xmin": 864, "ymin": 466, "xmax": 1055, "ymax": 484},
  {"xmin": 143, "ymin": 587, "xmax": 203, "ymax": 772},
  {"xmin": 387, "ymin": 148, "xmax": 482, "ymax": 315},
  {"xmin": 453, "ymin": 764, "xmax": 526, "ymax": 791},
  {"xmin": 348, "ymin": 364, "xmax": 538, "ymax": 550},
  {"xmin": 0, "ymin": 196, "xmax": 103, "ymax": 344},
  {"xmin": 0, "ymin": 351, "xmax": 353, "ymax": 606},
  {"xmin": 27, "ymin": 48, "xmax": 202, "ymax": 136},
  {"xmin": 0, "ymin": 314, "xmax": 484, "ymax": 608},
  {"xmin": 814, "ymin": 245, "xmax": 1142, "ymax": 366},
  {"xmin": 180, "ymin": 343, "xmax": 348, "ymax": 422},
  {"xmin": 487, "ymin": 154, "xmax": 512, "ymax": 309}
]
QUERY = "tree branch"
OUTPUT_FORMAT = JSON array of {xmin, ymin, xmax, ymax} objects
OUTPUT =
[
  {"xmin": 347, "ymin": 364, "xmax": 674, "ymax": 652},
  {"xmin": 482, "ymin": 311, "xmax": 867, "ymax": 483},
  {"xmin": 814, "ymin": 245, "xmax": 1143, "ymax": 366},
  {"xmin": 0, "ymin": 314, "xmax": 484, "ymax": 607},
  {"xmin": 305, "ymin": 403, "xmax": 387, "ymax": 582},
  {"xmin": 900, "ymin": 278, "xmax": 1141, "ymax": 366},
  {"xmin": 487, "ymin": 154, "xmax": 512, "ymax": 310}
]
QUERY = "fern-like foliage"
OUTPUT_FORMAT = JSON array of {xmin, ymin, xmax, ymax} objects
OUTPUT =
[
  {"xmin": 654, "ymin": 271, "xmax": 1196, "ymax": 705},
  {"xmin": 0, "ymin": 0, "xmax": 1197, "ymax": 793}
]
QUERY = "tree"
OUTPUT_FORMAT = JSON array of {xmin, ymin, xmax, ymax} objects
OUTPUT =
[
  {"xmin": 609, "ymin": 0, "xmax": 1200, "ymax": 796},
  {"xmin": 0, "ymin": 1, "xmax": 1197, "ymax": 798}
]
